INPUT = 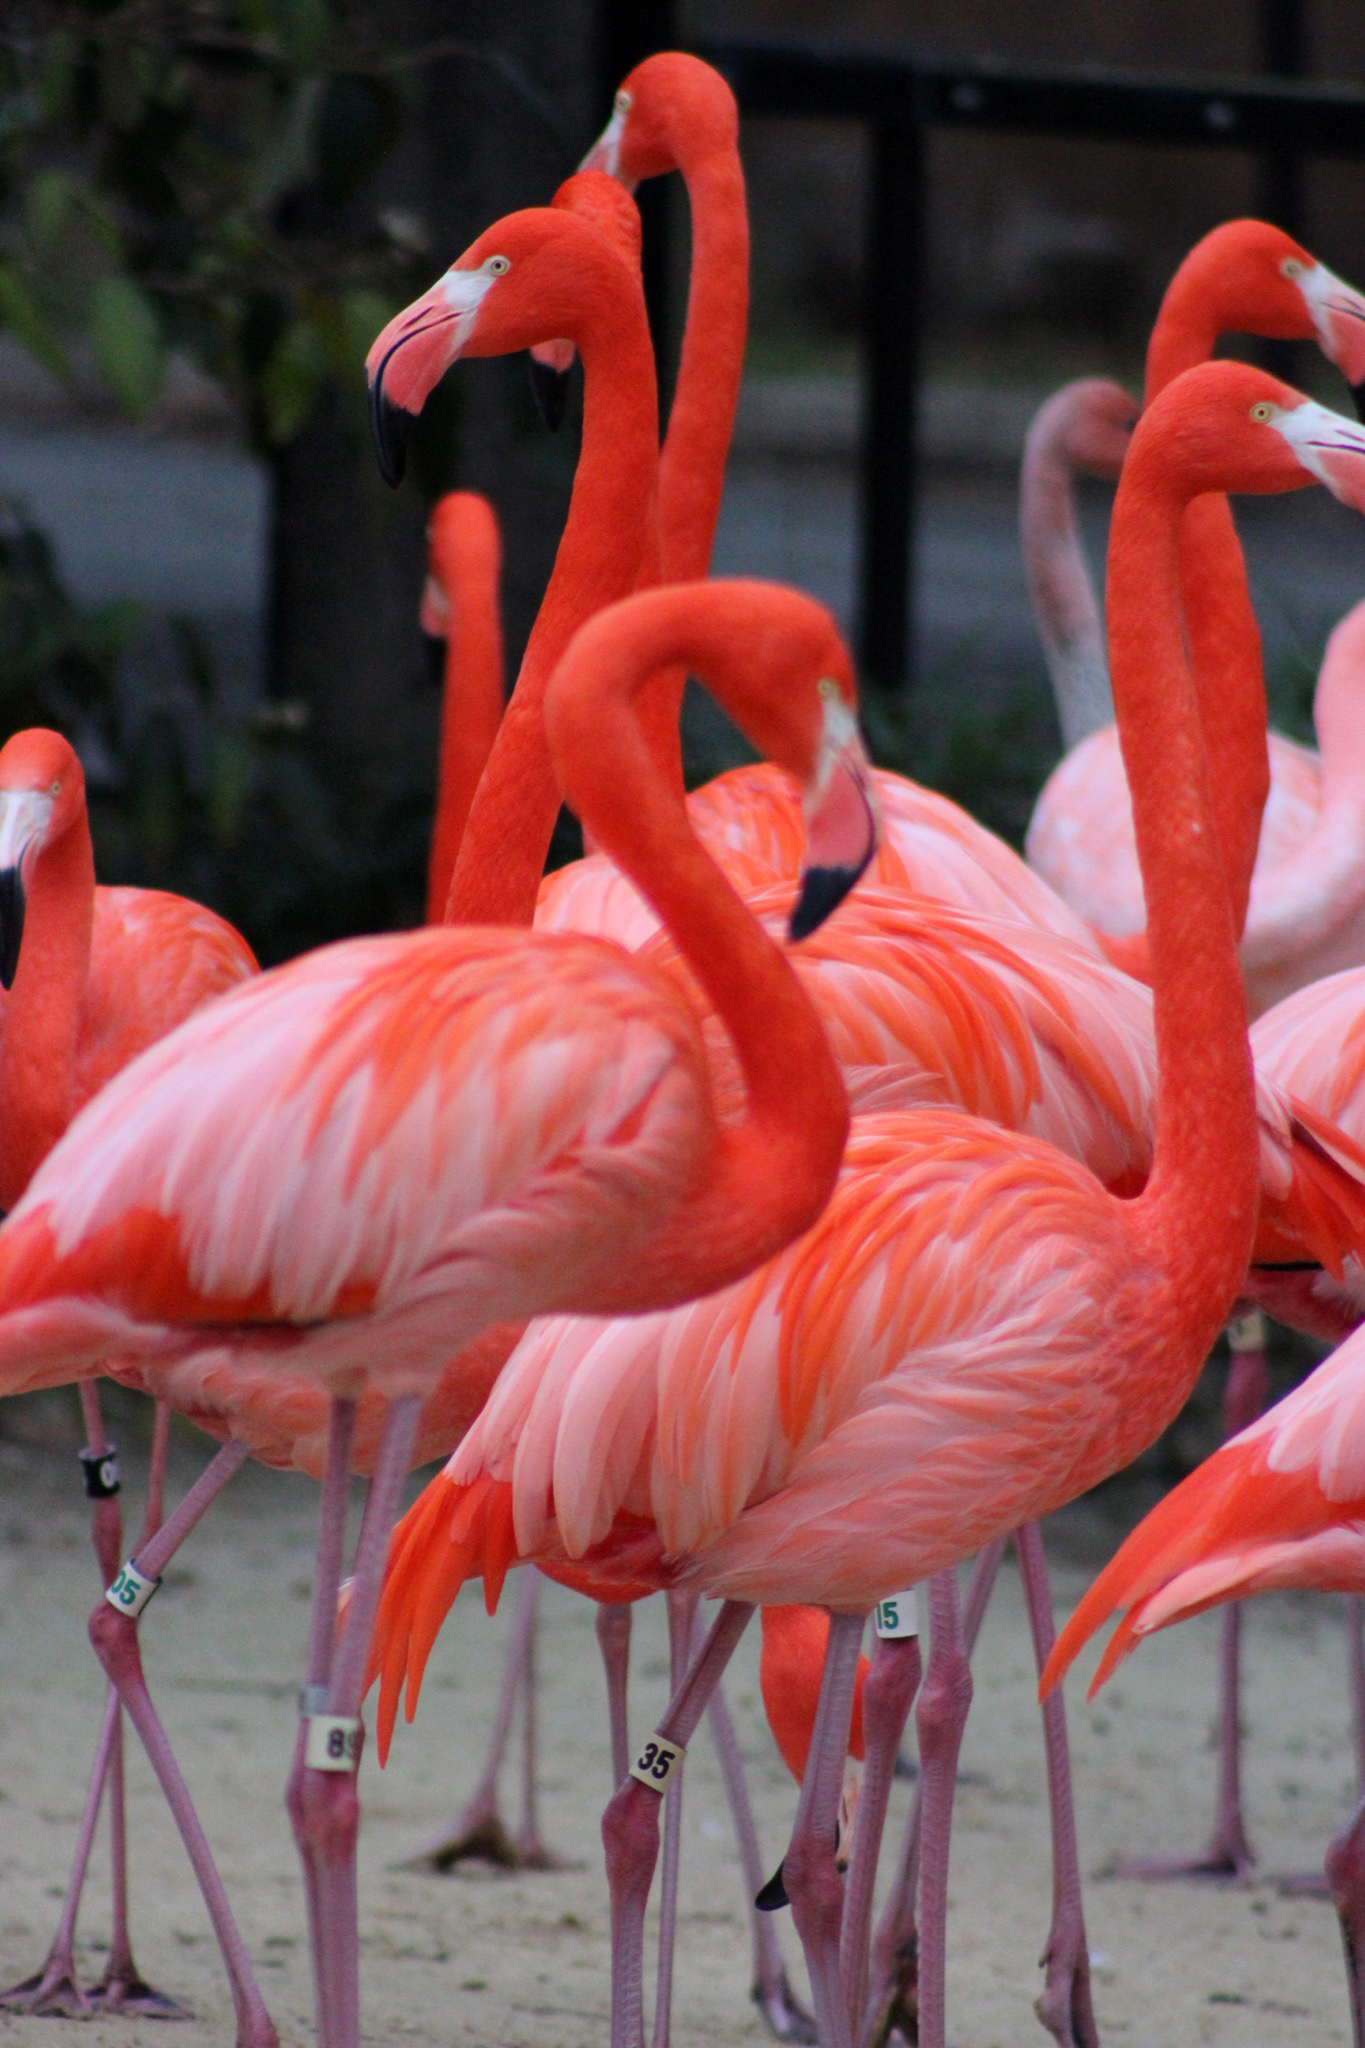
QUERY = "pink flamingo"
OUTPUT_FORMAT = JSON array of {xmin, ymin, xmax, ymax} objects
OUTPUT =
[
  {"xmin": 0, "ymin": 727, "xmax": 255, "ymax": 2020},
  {"xmin": 370, "ymin": 361, "xmax": 1365, "ymax": 2048},
  {"xmin": 0, "ymin": 578, "xmax": 872, "ymax": 2048}
]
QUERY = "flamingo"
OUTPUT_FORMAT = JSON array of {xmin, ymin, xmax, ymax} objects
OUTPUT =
[
  {"xmin": 0, "ymin": 577, "xmax": 873, "ymax": 2048},
  {"xmin": 0, "ymin": 727, "xmax": 256, "ymax": 2020},
  {"xmin": 1024, "ymin": 226, "xmax": 1365, "ymax": 1886},
  {"xmin": 368, "ymin": 362, "xmax": 1365, "ymax": 2048},
  {"xmin": 420, "ymin": 492, "xmax": 504, "ymax": 925}
]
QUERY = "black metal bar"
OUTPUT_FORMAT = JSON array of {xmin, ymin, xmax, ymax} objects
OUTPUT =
[
  {"xmin": 598, "ymin": 0, "xmax": 678, "ymax": 368},
  {"xmin": 858, "ymin": 115, "xmax": 922, "ymax": 698},
  {"xmin": 1257, "ymin": 0, "xmax": 1306, "ymax": 234}
]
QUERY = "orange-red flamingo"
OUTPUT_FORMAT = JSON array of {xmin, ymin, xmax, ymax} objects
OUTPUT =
[
  {"xmin": 0, "ymin": 579, "xmax": 872, "ymax": 2048},
  {"xmin": 420, "ymin": 492, "xmax": 504, "ymax": 925},
  {"xmin": 370, "ymin": 361, "xmax": 1365, "ymax": 2048},
  {"xmin": 0, "ymin": 727, "xmax": 255, "ymax": 2021},
  {"xmin": 1025, "ymin": 224, "xmax": 1365, "ymax": 1885}
]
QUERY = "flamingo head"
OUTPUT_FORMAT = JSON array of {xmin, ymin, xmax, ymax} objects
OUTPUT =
[
  {"xmin": 1134, "ymin": 360, "xmax": 1365, "ymax": 514},
  {"xmin": 582, "ymin": 54, "xmax": 737, "ymax": 186},
  {"xmin": 366, "ymin": 206, "xmax": 639, "ymax": 485},
  {"xmin": 0, "ymin": 729, "xmax": 85, "ymax": 988},
  {"xmin": 1053, "ymin": 378, "xmax": 1140, "ymax": 481}
]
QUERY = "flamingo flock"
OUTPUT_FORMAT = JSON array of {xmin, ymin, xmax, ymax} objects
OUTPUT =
[{"xmin": 7, "ymin": 45, "xmax": 1365, "ymax": 2048}]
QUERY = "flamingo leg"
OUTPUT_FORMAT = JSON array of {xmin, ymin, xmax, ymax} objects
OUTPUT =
[
  {"xmin": 293, "ymin": 1393, "xmax": 420, "ymax": 2048},
  {"xmin": 85, "ymin": 1436, "xmax": 276, "ymax": 2048},
  {"xmin": 1014, "ymin": 1521, "xmax": 1098, "ymax": 2048},
  {"xmin": 0, "ymin": 1391, "xmax": 187, "ymax": 2020},
  {"xmin": 780, "ymin": 1611, "xmax": 865, "ymax": 2048},
  {"xmin": 598, "ymin": 1599, "xmax": 635, "ymax": 1789},
  {"xmin": 841, "ymin": 1630, "xmax": 922, "ymax": 2040},
  {"xmin": 1326, "ymin": 1792, "xmax": 1365, "ymax": 2048},
  {"xmin": 909, "ymin": 1570, "xmax": 973, "ymax": 2048},
  {"xmin": 867, "ymin": 1537, "xmax": 1005, "ymax": 2048},
  {"xmin": 705, "ymin": 1679, "xmax": 816, "ymax": 2043},
  {"xmin": 1349, "ymin": 1597, "xmax": 1365, "ymax": 1794},
  {"xmin": 650, "ymin": 1591, "xmax": 701, "ymax": 2048},
  {"xmin": 1118, "ymin": 1320, "xmax": 1265, "ymax": 1883},
  {"xmin": 605, "ymin": 1598, "xmax": 755, "ymax": 2048},
  {"xmin": 403, "ymin": 1568, "xmax": 569, "ymax": 1871}
]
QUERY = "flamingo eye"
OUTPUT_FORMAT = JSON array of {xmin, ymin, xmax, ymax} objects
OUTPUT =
[
  {"xmin": 484, "ymin": 255, "xmax": 510, "ymax": 277},
  {"xmin": 1250, "ymin": 401, "xmax": 1274, "ymax": 423},
  {"xmin": 614, "ymin": 90, "xmax": 633, "ymax": 115},
  {"xmin": 816, "ymin": 677, "xmax": 839, "ymax": 702},
  {"xmin": 49, "ymin": 779, "xmax": 60, "ymax": 795},
  {"xmin": 1281, "ymin": 257, "xmax": 1304, "ymax": 279}
]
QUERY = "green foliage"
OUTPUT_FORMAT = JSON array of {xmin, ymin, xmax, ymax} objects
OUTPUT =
[{"xmin": 0, "ymin": 1, "xmax": 430, "ymax": 447}]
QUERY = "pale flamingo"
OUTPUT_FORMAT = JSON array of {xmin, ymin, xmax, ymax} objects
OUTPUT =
[
  {"xmin": 370, "ymin": 362, "xmax": 1365, "ymax": 2048},
  {"xmin": 0, "ymin": 579, "xmax": 872, "ymax": 2048},
  {"xmin": 0, "ymin": 727, "xmax": 256, "ymax": 2019},
  {"xmin": 1027, "ymin": 218, "xmax": 1365, "ymax": 1005}
]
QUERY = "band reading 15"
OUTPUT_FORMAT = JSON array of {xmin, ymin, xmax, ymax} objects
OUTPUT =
[
  {"xmin": 874, "ymin": 1589, "xmax": 919, "ymax": 1639},
  {"xmin": 629, "ymin": 1733, "xmax": 686, "ymax": 1790}
]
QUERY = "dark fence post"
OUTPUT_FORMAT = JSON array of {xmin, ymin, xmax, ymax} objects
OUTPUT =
[
  {"xmin": 859, "ymin": 106, "xmax": 924, "ymax": 705},
  {"xmin": 597, "ymin": 0, "xmax": 678, "ymax": 371}
]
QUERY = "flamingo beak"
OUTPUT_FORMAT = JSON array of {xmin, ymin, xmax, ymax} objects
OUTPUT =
[
  {"xmin": 365, "ymin": 267, "xmax": 500, "ymax": 487},
  {"xmin": 1270, "ymin": 397, "xmax": 1365, "ymax": 513},
  {"xmin": 0, "ymin": 789, "xmax": 51, "ymax": 989},
  {"xmin": 581, "ymin": 98, "xmax": 635, "ymax": 188},
  {"xmin": 1296, "ymin": 262, "xmax": 1365, "ymax": 402},
  {"xmin": 790, "ymin": 694, "xmax": 880, "ymax": 943},
  {"xmin": 528, "ymin": 337, "xmax": 576, "ymax": 430}
]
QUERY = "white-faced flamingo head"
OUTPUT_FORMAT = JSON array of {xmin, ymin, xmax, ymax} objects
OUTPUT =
[
  {"xmin": 1133, "ymin": 359, "xmax": 1365, "ymax": 514},
  {"xmin": 0, "ymin": 729, "xmax": 85, "ymax": 988}
]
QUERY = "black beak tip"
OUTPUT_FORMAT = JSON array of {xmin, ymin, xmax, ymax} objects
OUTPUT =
[
  {"xmin": 369, "ymin": 376, "xmax": 410, "ymax": 488},
  {"xmin": 0, "ymin": 867, "xmax": 25, "ymax": 990},
  {"xmin": 1350, "ymin": 382, "xmax": 1365, "ymax": 425},
  {"xmin": 529, "ymin": 357, "xmax": 571, "ymax": 432},
  {"xmin": 788, "ymin": 856, "xmax": 871, "ymax": 944},
  {"xmin": 755, "ymin": 1860, "xmax": 789, "ymax": 1913}
]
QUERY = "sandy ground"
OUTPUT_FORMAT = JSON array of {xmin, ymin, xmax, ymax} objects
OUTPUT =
[{"xmin": 0, "ymin": 1394, "xmax": 1359, "ymax": 2048}]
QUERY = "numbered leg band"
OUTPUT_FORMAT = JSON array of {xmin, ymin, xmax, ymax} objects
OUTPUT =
[
  {"xmin": 105, "ymin": 1558, "xmax": 161, "ymax": 1619},
  {"xmin": 1228, "ymin": 1310, "xmax": 1267, "ymax": 1353},
  {"xmin": 874, "ymin": 1589, "xmax": 919, "ymax": 1639},
  {"xmin": 79, "ymin": 1446, "xmax": 121, "ymax": 1500},
  {"xmin": 629, "ymin": 1732, "xmax": 686, "ymax": 1791},
  {"xmin": 304, "ymin": 1715, "xmax": 362, "ymax": 1773}
]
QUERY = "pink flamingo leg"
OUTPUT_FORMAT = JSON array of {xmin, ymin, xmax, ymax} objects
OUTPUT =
[
  {"xmin": 598, "ymin": 1600, "xmax": 635, "ymax": 1788},
  {"xmin": 1118, "ymin": 1317, "xmax": 1266, "ymax": 1883},
  {"xmin": 1325, "ymin": 1793, "xmax": 1365, "ymax": 2048},
  {"xmin": 86, "ymin": 1436, "xmax": 277, "ymax": 2048},
  {"xmin": 1014, "ymin": 1522, "xmax": 1099, "ymax": 2048},
  {"xmin": 605, "ymin": 1599, "xmax": 755, "ymax": 2048},
  {"xmin": 910, "ymin": 1570, "xmax": 973, "ymax": 2048},
  {"xmin": 651, "ymin": 1591, "xmax": 701, "ymax": 2048},
  {"xmin": 841, "ymin": 1630, "xmax": 923, "ymax": 2039},
  {"xmin": 0, "ymin": 1390, "xmax": 184, "ymax": 2019},
  {"xmin": 292, "ymin": 1394, "xmax": 420, "ymax": 2048},
  {"xmin": 867, "ymin": 1538, "xmax": 1006, "ymax": 2047},
  {"xmin": 404, "ymin": 1569, "xmax": 567, "ymax": 1870},
  {"xmin": 780, "ymin": 1611, "xmax": 866, "ymax": 2048},
  {"xmin": 705, "ymin": 1680, "xmax": 816, "ymax": 2043}
]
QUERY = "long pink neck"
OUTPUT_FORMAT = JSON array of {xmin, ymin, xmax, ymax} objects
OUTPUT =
[
  {"xmin": 1142, "ymin": 280, "xmax": 1270, "ymax": 944},
  {"xmin": 1108, "ymin": 449, "xmax": 1259, "ymax": 1309},
  {"xmin": 1019, "ymin": 394, "xmax": 1113, "ymax": 750},
  {"xmin": 0, "ymin": 817, "xmax": 95, "ymax": 1208},
  {"xmin": 444, "ymin": 290, "xmax": 659, "ymax": 929},
  {"xmin": 550, "ymin": 590, "xmax": 849, "ymax": 1308},
  {"xmin": 426, "ymin": 510, "xmax": 504, "ymax": 925}
]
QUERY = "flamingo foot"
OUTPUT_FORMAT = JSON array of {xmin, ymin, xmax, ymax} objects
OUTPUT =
[
  {"xmin": 1112, "ymin": 1825, "xmax": 1254, "ymax": 1886},
  {"xmin": 1278, "ymin": 1868, "xmax": 1331, "ymax": 1898},
  {"xmin": 1034, "ymin": 1916, "xmax": 1097, "ymax": 2048},
  {"xmin": 0, "ymin": 1953, "xmax": 93, "ymax": 2018},
  {"xmin": 89, "ymin": 1947, "xmax": 192, "ymax": 2020},
  {"xmin": 865, "ymin": 1929, "xmax": 917, "ymax": 2048},
  {"xmin": 752, "ymin": 1965, "xmax": 818, "ymax": 2044},
  {"xmin": 403, "ymin": 1797, "xmax": 575, "ymax": 1873}
]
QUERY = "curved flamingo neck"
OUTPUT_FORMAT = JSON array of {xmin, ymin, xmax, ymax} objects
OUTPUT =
[
  {"xmin": 1019, "ymin": 403, "xmax": 1112, "ymax": 749},
  {"xmin": 0, "ymin": 814, "xmax": 95, "ymax": 1208},
  {"xmin": 444, "ymin": 281, "xmax": 660, "ymax": 930},
  {"xmin": 426, "ymin": 503, "xmax": 504, "ymax": 925},
  {"xmin": 548, "ymin": 588, "xmax": 850, "ymax": 1308},
  {"xmin": 1107, "ymin": 449, "xmax": 1258, "ymax": 1299}
]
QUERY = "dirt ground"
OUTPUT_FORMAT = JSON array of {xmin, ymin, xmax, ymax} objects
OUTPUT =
[{"xmin": 0, "ymin": 1394, "xmax": 1359, "ymax": 2048}]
